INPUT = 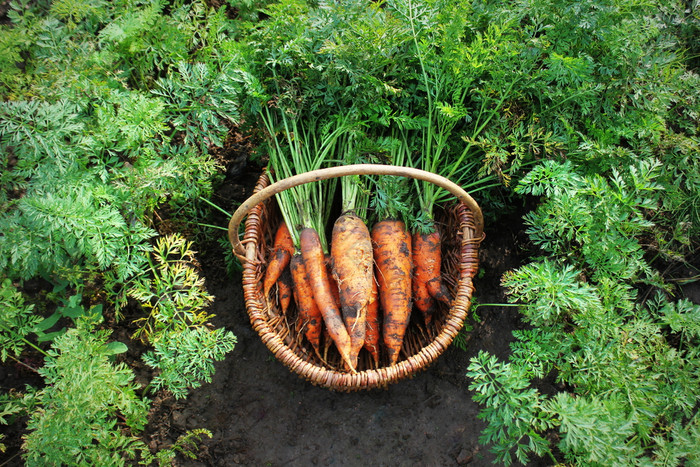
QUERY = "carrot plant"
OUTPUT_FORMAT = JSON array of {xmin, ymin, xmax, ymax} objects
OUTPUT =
[
  {"xmin": 128, "ymin": 234, "xmax": 237, "ymax": 398},
  {"xmin": 22, "ymin": 317, "xmax": 150, "ymax": 466},
  {"xmin": 388, "ymin": 0, "xmax": 522, "ymax": 212},
  {"xmin": 0, "ymin": 279, "xmax": 45, "ymax": 365},
  {"xmin": 237, "ymin": 0, "xmax": 411, "ymax": 246},
  {"xmin": 468, "ymin": 161, "xmax": 700, "ymax": 465},
  {"xmin": 1, "ymin": 0, "xmax": 240, "ymax": 462}
]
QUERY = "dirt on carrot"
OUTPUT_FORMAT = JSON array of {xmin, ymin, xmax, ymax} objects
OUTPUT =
[
  {"xmin": 277, "ymin": 266, "xmax": 293, "ymax": 316},
  {"xmin": 363, "ymin": 276, "xmax": 381, "ymax": 367}
]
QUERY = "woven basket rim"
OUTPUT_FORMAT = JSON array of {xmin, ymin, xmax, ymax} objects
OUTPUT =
[
  {"xmin": 228, "ymin": 164, "xmax": 483, "ymax": 260},
  {"xmin": 233, "ymin": 167, "xmax": 484, "ymax": 391}
]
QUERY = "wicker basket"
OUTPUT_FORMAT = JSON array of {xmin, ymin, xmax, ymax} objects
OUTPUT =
[{"xmin": 228, "ymin": 164, "xmax": 483, "ymax": 391}]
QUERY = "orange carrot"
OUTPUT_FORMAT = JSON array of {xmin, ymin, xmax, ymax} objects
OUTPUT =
[
  {"xmin": 363, "ymin": 275, "xmax": 380, "ymax": 367},
  {"xmin": 325, "ymin": 254, "xmax": 341, "ymax": 310},
  {"xmin": 323, "ymin": 254, "xmax": 341, "ymax": 359},
  {"xmin": 300, "ymin": 227, "xmax": 355, "ymax": 372},
  {"xmin": 263, "ymin": 221, "xmax": 295, "ymax": 299},
  {"xmin": 412, "ymin": 230, "xmax": 451, "ymax": 325},
  {"xmin": 277, "ymin": 266, "xmax": 293, "ymax": 315},
  {"xmin": 289, "ymin": 254, "xmax": 322, "ymax": 354},
  {"xmin": 372, "ymin": 219, "xmax": 412, "ymax": 366},
  {"xmin": 331, "ymin": 212, "xmax": 373, "ymax": 368}
]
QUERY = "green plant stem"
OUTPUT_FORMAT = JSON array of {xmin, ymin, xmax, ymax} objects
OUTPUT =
[
  {"xmin": 0, "ymin": 322, "xmax": 49, "ymax": 358},
  {"xmin": 196, "ymin": 223, "xmax": 228, "ymax": 231},
  {"xmin": 7, "ymin": 354, "xmax": 42, "ymax": 373},
  {"xmin": 474, "ymin": 303, "xmax": 521, "ymax": 308},
  {"xmin": 197, "ymin": 196, "xmax": 233, "ymax": 218},
  {"xmin": 259, "ymin": 95, "xmax": 352, "ymax": 251}
]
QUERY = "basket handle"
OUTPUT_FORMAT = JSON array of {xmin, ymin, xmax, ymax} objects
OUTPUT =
[{"xmin": 228, "ymin": 164, "xmax": 484, "ymax": 258}]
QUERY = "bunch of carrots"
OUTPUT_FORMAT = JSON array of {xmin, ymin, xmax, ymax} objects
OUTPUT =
[
  {"xmin": 252, "ymin": 83, "xmax": 460, "ymax": 371},
  {"xmin": 261, "ymin": 174, "xmax": 453, "ymax": 373}
]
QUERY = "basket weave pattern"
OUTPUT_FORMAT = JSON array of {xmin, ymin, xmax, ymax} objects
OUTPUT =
[{"xmin": 236, "ymin": 169, "xmax": 482, "ymax": 391}]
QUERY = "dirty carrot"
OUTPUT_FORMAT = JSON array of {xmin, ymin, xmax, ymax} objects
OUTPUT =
[
  {"xmin": 372, "ymin": 219, "xmax": 412, "ymax": 366},
  {"xmin": 325, "ymin": 254, "xmax": 341, "ymax": 310},
  {"xmin": 263, "ymin": 221, "xmax": 295, "ymax": 299},
  {"xmin": 363, "ymin": 275, "xmax": 381, "ymax": 367},
  {"xmin": 289, "ymin": 254, "xmax": 322, "ymax": 355},
  {"xmin": 277, "ymin": 266, "xmax": 293, "ymax": 316},
  {"xmin": 331, "ymin": 211, "xmax": 373, "ymax": 368},
  {"xmin": 300, "ymin": 227, "xmax": 355, "ymax": 372},
  {"xmin": 412, "ymin": 229, "xmax": 451, "ymax": 325},
  {"xmin": 323, "ymin": 254, "xmax": 341, "ymax": 359}
]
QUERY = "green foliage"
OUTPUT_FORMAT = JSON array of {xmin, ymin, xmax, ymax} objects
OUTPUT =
[
  {"xmin": 90, "ymin": 90, "xmax": 169, "ymax": 155},
  {"xmin": 468, "ymin": 28, "xmax": 700, "ymax": 455},
  {"xmin": 0, "ymin": 390, "xmax": 37, "ymax": 428},
  {"xmin": 470, "ymin": 144, "xmax": 700, "ymax": 464},
  {"xmin": 654, "ymin": 129, "xmax": 700, "ymax": 249},
  {"xmin": 467, "ymin": 351, "xmax": 556, "ymax": 465},
  {"xmin": 128, "ymin": 234, "xmax": 214, "ymax": 342},
  {"xmin": 659, "ymin": 296, "xmax": 700, "ymax": 341},
  {"xmin": 22, "ymin": 319, "xmax": 149, "ymax": 466},
  {"xmin": 0, "ymin": 389, "xmax": 38, "ymax": 455},
  {"xmin": 129, "ymin": 234, "xmax": 236, "ymax": 399},
  {"xmin": 0, "ymin": 279, "xmax": 41, "ymax": 362},
  {"xmin": 470, "ymin": 280, "xmax": 700, "ymax": 465},
  {"xmin": 471, "ymin": 228, "xmax": 700, "ymax": 465},
  {"xmin": 2, "ymin": 184, "xmax": 149, "ymax": 281},
  {"xmin": 515, "ymin": 160, "xmax": 663, "ymax": 282},
  {"xmin": 546, "ymin": 392, "xmax": 643, "ymax": 464},
  {"xmin": 140, "ymin": 428, "xmax": 213, "ymax": 466},
  {"xmin": 143, "ymin": 327, "xmax": 236, "ymax": 399},
  {"xmin": 502, "ymin": 260, "xmax": 600, "ymax": 326},
  {"xmin": 1, "ymin": 1, "xmax": 238, "ymax": 463},
  {"xmin": 98, "ymin": 0, "xmax": 190, "ymax": 88},
  {"xmin": 154, "ymin": 61, "xmax": 242, "ymax": 150}
]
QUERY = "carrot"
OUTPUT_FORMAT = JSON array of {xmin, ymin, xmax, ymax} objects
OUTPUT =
[
  {"xmin": 363, "ymin": 275, "xmax": 380, "ymax": 367},
  {"xmin": 263, "ymin": 221, "xmax": 295, "ymax": 299},
  {"xmin": 325, "ymin": 254, "xmax": 341, "ymax": 310},
  {"xmin": 331, "ymin": 212, "xmax": 373, "ymax": 367},
  {"xmin": 323, "ymin": 254, "xmax": 341, "ymax": 360},
  {"xmin": 300, "ymin": 227, "xmax": 356, "ymax": 372},
  {"xmin": 412, "ymin": 230, "xmax": 451, "ymax": 325},
  {"xmin": 372, "ymin": 219, "xmax": 412, "ymax": 366},
  {"xmin": 289, "ymin": 254, "xmax": 322, "ymax": 354},
  {"xmin": 277, "ymin": 266, "xmax": 293, "ymax": 315}
]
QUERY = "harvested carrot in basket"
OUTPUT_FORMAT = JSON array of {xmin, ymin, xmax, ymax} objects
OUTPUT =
[
  {"xmin": 263, "ymin": 221, "xmax": 295, "ymax": 299},
  {"xmin": 412, "ymin": 230, "xmax": 451, "ymax": 326},
  {"xmin": 322, "ymin": 255, "xmax": 340, "ymax": 361},
  {"xmin": 300, "ymin": 227, "xmax": 356, "ymax": 372},
  {"xmin": 331, "ymin": 211, "xmax": 373, "ymax": 368},
  {"xmin": 325, "ymin": 254, "xmax": 341, "ymax": 308},
  {"xmin": 372, "ymin": 219, "xmax": 413, "ymax": 366},
  {"xmin": 363, "ymin": 275, "xmax": 381, "ymax": 367},
  {"xmin": 289, "ymin": 254, "xmax": 322, "ymax": 355},
  {"xmin": 277, "ymin": 266, "xmax": 293, "ymax": 316}
]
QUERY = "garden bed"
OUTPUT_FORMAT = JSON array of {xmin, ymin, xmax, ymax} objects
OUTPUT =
[{"xmin": 138, "ymin": 160, "xmax": 539, "ymax": 466}]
